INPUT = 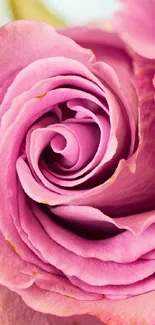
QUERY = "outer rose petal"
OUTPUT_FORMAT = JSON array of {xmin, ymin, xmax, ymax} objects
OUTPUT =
[
  {"xmin": 114, "ymin": 0, "xmax": 155, "ymax": 59},
  {"xmin": 17, "ymin": 284, "xmax": 155, "ymax": 325},
  {"xmin": 0, "ymin": 20, "xmax": 93, "ymax": 111},
  {"xmin": 58, "ymin": 25, "xmax": 132, "ymax": 79},
  {"xmin": 0, "ymin": 20, "xmax": 93, "ymax": 85},
  {"xmin": 0, "ymin": 285, "xmax": 102, "ymax": 325}
]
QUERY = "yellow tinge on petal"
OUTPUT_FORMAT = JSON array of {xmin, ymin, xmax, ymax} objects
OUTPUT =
[
  {"xmin": 8, "ymin": 0, "xmax": 65, "ymax": 28},
  {"xmin": 7, "ymin": 240, "xmax": 19, "ymax": 255}
]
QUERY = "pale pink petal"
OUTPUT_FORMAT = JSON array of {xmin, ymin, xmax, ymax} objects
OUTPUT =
[
  {"xmin": 58, "ymin": 26, "xmax": 136, "ymax": 110},
  {"xmin": 0, "ymin": 57, "xmax": 100, "ymax": 130},
  {"xmin": 0, "ymin": 284, "xmax": 102, "ymax": 325},
  {"xmin": 0, "ymin": 21, "xmax": 93, "ymax": 85},
  {"xmin": 17, "ymin": 284, "xmax": 155, "ymax": 325},
  {"xmin": 114, "ymin": 0, "xmax": 155, "ymax": 58}
]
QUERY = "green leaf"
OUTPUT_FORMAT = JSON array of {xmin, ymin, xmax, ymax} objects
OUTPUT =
[{"xmin": 8, "ymin": 0, "xmax": 65, "ymax": 28}]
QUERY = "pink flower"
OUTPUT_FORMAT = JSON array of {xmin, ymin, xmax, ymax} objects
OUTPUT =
[{"xmin": 0, "ymin": 2, "xmax": 155, "ymax": 322}]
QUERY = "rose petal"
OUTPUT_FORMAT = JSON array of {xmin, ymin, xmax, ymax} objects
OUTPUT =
[
  {"xmin": 29, "ymin": 121, "xmax": 100, "ymax": 184},
  {"xmin": 68, "ymin": 274, "xmax": 155, "ymax": 298},
  {"xmin": 17, "ymin": 284, "xmax": 155, "ymax": 325},
  {"xmin": 0, "ymin": 56, "xmax": 101, "ymax": 131},
  {"xmin": 0, "ymin": 20, "xmax": 93, "ymax": 85},
  {"xmin": 13, "ymin": 192, "xmax": 155, "ymax": 288},
  {"xmin": 0, "ymin": 284, "xmax": 102, "ymax": 325},
  {"xmin": 92, "ymin": 61, "xmax": 137, "ymax": 155},
  {"xmin": 50, "ymin": 206, "xmax": 155, "ymax": 263},
  {"xmin": 114, "ymin": 0, "xmax": 155, "ymax": 59},
  {"xmin": 58, "ymin": 26, "xmax": 135, "ymax": 101},
  {"xmin": 59, "ymin": 26, "xmax": 138, "ymax": 155},
  {"xmin": 0, "ymin": 227, "xmax": 101, "ymax": 301}
]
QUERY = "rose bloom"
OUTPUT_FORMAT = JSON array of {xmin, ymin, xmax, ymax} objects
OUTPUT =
[{"xmin": 0, "ymin": 1, "xmax": 155, "ymax": 325}]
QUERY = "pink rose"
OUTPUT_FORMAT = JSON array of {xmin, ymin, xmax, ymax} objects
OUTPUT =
[{"xmin": 0, "ymin": 1, "xmax": 155, "ymax": 323}]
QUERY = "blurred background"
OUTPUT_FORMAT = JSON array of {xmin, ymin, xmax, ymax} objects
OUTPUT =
[{"xmin": 0, "ymin": 0, "xmax": 120, "ymax": 27}]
